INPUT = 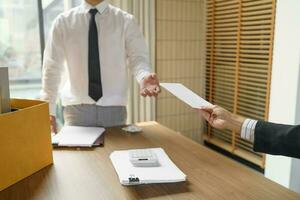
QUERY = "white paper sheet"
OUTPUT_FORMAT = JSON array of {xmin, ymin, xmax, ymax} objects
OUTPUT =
[
  {"xmin": 160, "ymin": 83, "xmax": 213, "ymax": 108},
  {"xmin": 110, "ymin": 148, "xmax": 186, "ymax": 185},
  {"xmin": 52, "ymin": 126, "xmax": 105, "ymax": 147}
]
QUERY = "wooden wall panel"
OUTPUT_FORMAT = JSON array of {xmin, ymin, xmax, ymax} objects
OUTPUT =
[
  {"xmin": 205, "ymin": 0, "xmax": 276, "ymax": 168},
  {"xmin": 156, "ymin": 0, "xmax": 206, "ymax": 142}
]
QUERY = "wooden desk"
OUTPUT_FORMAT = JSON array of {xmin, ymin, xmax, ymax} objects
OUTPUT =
[{"xmin": 0, "ymin": 122, "xmax": 299, "ymax": 200}]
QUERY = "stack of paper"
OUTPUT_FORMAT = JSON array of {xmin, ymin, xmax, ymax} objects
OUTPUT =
[
  {"xmin": 52, "ymin": 126, "xmax": 105, "ymax": 147},
  {"xmin": 110, "ymin": 148, "xmax": 186, "ymax": 185}
]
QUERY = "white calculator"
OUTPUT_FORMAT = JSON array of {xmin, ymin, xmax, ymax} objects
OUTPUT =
[{"xmin": 129, "ymin": 149, "xmax": 160, "ymax": 167}]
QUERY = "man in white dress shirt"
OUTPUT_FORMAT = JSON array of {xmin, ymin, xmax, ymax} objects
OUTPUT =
[{"xmin": 41, "ymin": 0, "xmax": 160, "ymax": 133}]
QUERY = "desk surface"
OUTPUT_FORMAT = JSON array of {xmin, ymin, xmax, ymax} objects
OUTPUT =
[{"xmin": 0, "ymin": 122, "xmax": 299, "ymax": 200}]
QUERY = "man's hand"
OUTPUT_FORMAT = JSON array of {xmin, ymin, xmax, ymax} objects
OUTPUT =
[
  {"xmin": 140, "ymin": 73, "xmax": 161, "ymax": 97},
  {"xmin": 197, "ymin": 105, "xmax": 246, "ymax": 133},
  {"xmin": 50, "ymin": 115, "xmax": 57, "ymax": 134}
]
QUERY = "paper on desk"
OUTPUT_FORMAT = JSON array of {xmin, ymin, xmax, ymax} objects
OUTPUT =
[
  {"xmin": 110, "ymin": 148, "xmax": 186, "ymax": 185},
  {"xmin": 160, "ymin": 83, "xmax": 213, "ymax": 108},
  {"xmin": 52, "ymin": 126, "xmax": 105, "ymax": 147}
]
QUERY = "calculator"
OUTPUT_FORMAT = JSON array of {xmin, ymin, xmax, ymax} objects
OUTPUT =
[{"xmin": 129, "ymin": 149, "xmax": 160, "ymax": 167}]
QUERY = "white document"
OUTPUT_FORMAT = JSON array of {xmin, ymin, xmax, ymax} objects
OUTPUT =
[
  {"xmin": 52, "ymin": 126, "xmax": 105, "ymax": 147},
  {"xmin": 110, "ymin": 148, "xmax": 186, "ymax": 185},
  {"xmin": 160, "ymin": 83, "xmax": 213, "ymax": 108}
]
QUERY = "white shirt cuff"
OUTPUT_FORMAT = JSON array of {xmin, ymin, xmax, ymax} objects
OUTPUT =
[
  {"xmin": 241, "ymin": 119, "xmax": 258, "ymax": 142},
  {"xmin": 48, "ymin": 103, "xmax": 56, "ymax": 116},
  {"xmin": 136, "ymin": 71, "xmax": 151, "ymax": 83}
]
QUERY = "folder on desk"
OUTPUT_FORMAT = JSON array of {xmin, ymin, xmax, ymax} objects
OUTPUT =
[
  {"xmin": 52, "ymin": 126, "xmax": 105, "ymax": 147},
  {"xmin": 110, "ymin": 148, "xmax": 186, "ymax": 185}
]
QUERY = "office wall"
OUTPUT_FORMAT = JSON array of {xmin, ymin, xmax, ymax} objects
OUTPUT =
[
  {"xmin": 155, "ymin": 0, "xmax": 206, "ymax": 142},
  {"xmin": 265, "ymin": 0, "xmax": 300, "ymax": 194},
  {"xmin": 289, "ymin": 54, "xmax": 300, "ymax": 193}
]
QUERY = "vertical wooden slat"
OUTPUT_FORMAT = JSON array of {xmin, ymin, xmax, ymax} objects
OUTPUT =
[
  {"xmin": 232, "ymin": 0, "xmax": 242, "ymax": 152},
  {"xmin": 155, "ymin": 0, "xmax": 158, "ymax": 121},
  {"xmin": 261, "ymin": 0, "xmax": 277, "ymax": 169},
  {"xmin": 207, "ymin": 0, "xmax": 216, "ymax": 139}
]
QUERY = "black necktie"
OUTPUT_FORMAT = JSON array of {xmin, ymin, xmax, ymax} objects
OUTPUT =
[{"xmin": 88, "ymin": 8, "xmax": 103, "ymax": 102}]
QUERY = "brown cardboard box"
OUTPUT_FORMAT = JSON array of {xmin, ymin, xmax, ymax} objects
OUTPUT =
[{"xmin": 0, "ymin": 99, "xmax": 53, "ymax": 191}]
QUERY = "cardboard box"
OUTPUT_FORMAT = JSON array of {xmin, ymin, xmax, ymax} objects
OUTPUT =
[{"xmin": 0, "ymin": 99, "xmax": 53, "ymax": 191}]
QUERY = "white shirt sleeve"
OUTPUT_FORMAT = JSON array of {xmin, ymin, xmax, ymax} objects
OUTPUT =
[
  {"xmin": 241, "ymin": 119, "xmax": 258, "ymax": 142},
  {"xmin": 40, "ymin": 17, "xmax": 65, "ymax": 116},
  {"xmin": 125, "ymin": 16, "xmax": 152, "ymax": 83}
]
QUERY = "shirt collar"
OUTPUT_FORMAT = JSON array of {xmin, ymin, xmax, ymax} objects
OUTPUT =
[{"xmin": 81, "ymin": 0, "xmax": 108, "ymax": 14}]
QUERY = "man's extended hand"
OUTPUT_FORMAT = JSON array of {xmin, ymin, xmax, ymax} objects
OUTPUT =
[
  {"xmin": 140, "ymin": 73, "xmax": 161, "ymax": 97},
  {"xmin": 50, "ymin": 115, "xmax": 57, "ymax": 134},
  {"xmin": 197, "ymin": 105, "xmax": 245, "ymax": 133}
]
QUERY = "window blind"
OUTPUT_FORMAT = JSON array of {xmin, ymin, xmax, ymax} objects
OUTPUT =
[{"xmin": 205, "ymin": 0, "xmax": 276, "ymax": 168}]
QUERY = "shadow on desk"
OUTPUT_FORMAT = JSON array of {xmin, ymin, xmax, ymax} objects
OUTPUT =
[
  {"xmin": 1, "ymin": 163, "xmax": 190, "ymax": 200},
  {"xmin": 52, "ymin": 147, "xmax": 97, "ymax": 151},
  {"xmin": 0, "ymin": 165, "xmax": 53, "ymax": 200},
  {"xmin": 132, "ymin": 182, "xmax": 191, "ymax": 199}
]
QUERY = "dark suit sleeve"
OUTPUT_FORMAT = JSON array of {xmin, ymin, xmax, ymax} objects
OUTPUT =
[{"xmin": 253, "ymin": 121, "xmax": 300, "ymax": 159}]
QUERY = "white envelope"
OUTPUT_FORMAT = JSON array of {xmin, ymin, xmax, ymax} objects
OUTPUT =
[{"xmin": 160, "ymin": 83, "xmax": 213, "ymax": 108}]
